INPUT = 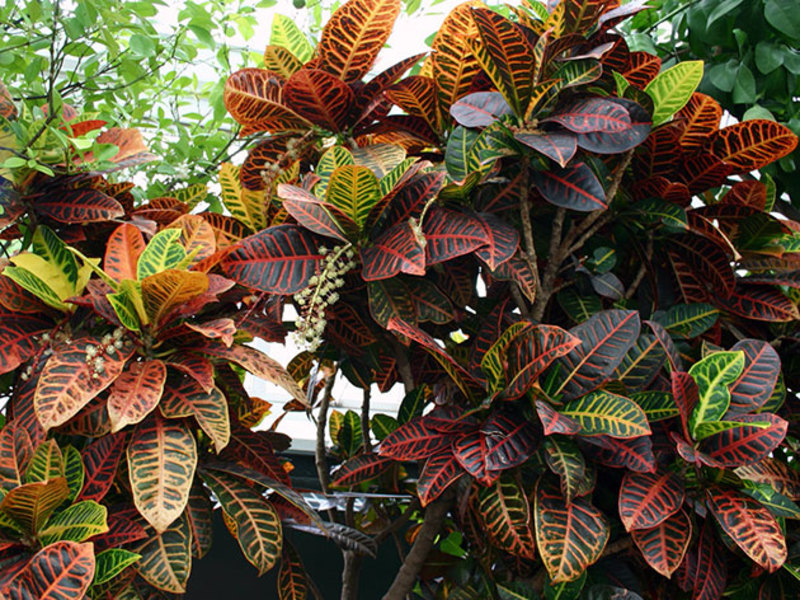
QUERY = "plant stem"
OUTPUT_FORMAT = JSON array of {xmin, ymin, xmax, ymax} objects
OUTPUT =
[
  {"xmin": 361, "ymin": 386, "xmax": 372, "ymax": 454},
  {"xmin": 532, "ymin": 207, "xmax": 565, "ymax": 321},
  {"xmin": 314, "ymin": 371, "xmax": 337, "ymax": 518},
  {"xmin": 390, "ymin": 337, "xmax": 415, "ymax": 394},
  {"xmin": 381, "ymin": 493, "xmax": 452, "ymax": 600}
]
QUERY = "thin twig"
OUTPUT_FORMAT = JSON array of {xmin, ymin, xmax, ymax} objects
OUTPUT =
[
  {"xmin": 314, "ymin": 370, "xmax": 337, "ymax": 521},
  {"xmin": 361, "ymin": 387, "xmax": 372, "ymax": 454},
  {"xmin": 624, "ymin": 232, "xmax": 654, "ymax": 300},
  {"xmin": 374, "ymin": 499, "xmax": 420, "ymax": 545}
]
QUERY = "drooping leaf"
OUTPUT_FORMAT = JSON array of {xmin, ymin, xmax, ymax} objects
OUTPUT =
[
  {"xmin": 79, "ymin": 432, "xmax": 126, "ymax": 502},
  {"xmin": 277, "ymin": 541, "xmax": 308, "ymax": 600},
  {"xmin": 543, "ymin": 436, "xmax": 586, "ymax": 504},
  {"xmin": 515, "ymin": 131, "xmax": 577, "ymax": 168},
  {"xmin": 417, "ymin": 452, "xmax": 464, "ymax": 507},
  {"xmin": 128, "ymin": 416, "xmax": 197, "ymax": 533},
  {"xmin": 185, "ymin": 479, "xmax": 213, "ymax": 559},
  {"xmin": 200, "ymin": 468, "xmax": 283, "ymax": 576},
  {"xmin": 706, "ymin": 486, "xmax": 786, "ymax": 572},
  {"xmin": 631, "ymin": 508, "xmax": 691, "ymax": 578},
  {"xmin": 478, "ymin": 477, "xmax": 536, "ymax": 560},
  {"xmin": 423, "ymin": 206, "xmax": 489, "ymax": 266},
  {"xmin": 159, "ymin": 379, "xmax": 230, "ymax": 453},
  {"xmin": 534, "ymin": 479, "xmax": 610, "ymax": 584},
  {"xmin": 430, "ymin": 1, "xmax": 482, "ymax": 113},
  {"xmin": 270, "ymin": 13, "xmax": 314, "ymax": 63},
  {"xmin": 133, "ymin": 512, "xmax": 192, "ymax": 594}
]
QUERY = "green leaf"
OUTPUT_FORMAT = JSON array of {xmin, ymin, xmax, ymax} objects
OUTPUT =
[
  {"xmin": 136, "ymin": 228, "xmax": 185, "ymax": 280},
  {"xmin": 630, "ymin": 391, "xmax": 679, "ymax": 422},
  {"xmin": 765, "ymin": 0, "xmax": 800, "ymax": 39},
  {"xmin": 63, "ymin": 447, "xmax": 84, "ymax": 504},
  {"xmin": 326, "ymin": 165, "xmax": 381, "ymax": 229},
  {"xmin": 371, "ymin": 414, "xmax": 399, "ymax": 441},
  {"xmin": 694, "ymin": 419, "xmax": 770, "ymax": 441},
  {"xmin": 92, "ymin": 549, "xmax": 142, "ymax": 586},
  {"xmin": 339, "ymin": 410, "xmax": 363, "ymax": 457},
  {"xmin": 652, "ymin": 303, "xmax": 719, "ymax": 338},
  {"xmin": 560, "ymin": 391, "xmax": 651, "ymax": 439},
  {"xmin": 645, "ymin": 61, "xmax": 704, "ymax": 126},
  {"xmin": 732, "ymin": 64, "xmax": 756, "ymax": 105},
  {"xmin": 129, "ymin": 34, "xmax": 156, "ymax": 57},
  {"xmin": 270, "ymin": 14, "xmax": 314, "ymax": 62},
  {"xmin": 38, "ymin": 500, "xmax": 108, "ymax": 545},
  {"xmin": 755, "ymin": 42, "xmax": 784, "ymax": 74},
  {"xmin": 688, "ymin": 351, "xmax": 745, "ymax": 438}
]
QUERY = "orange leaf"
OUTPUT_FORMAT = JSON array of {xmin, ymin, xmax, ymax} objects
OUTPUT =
[
  {"xmin": 107, "ymin": 359, "xmax": 167, "ymax": 432},
  {"xmin": 104, "ymin": 223, "xmax": 145, "ymax": 282},
  {"xmin": 317, "ymin": 0, "xmax": 402, "ymax": 83}
]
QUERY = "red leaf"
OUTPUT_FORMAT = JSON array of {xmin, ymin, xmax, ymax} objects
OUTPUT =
[
  {"xmin": 0, "ymin": 312, "xmax": 52, "ymax": 375},
  {"xmin": 706, "ymin": 487, "xmax": 786, "ymax": 572},
  {"xmin": 535, "ymin": 400, "xmax": 581, "ymax": 436},
  {"xmin": 79, "ymin": 431, "xmax": 127, "ymax": 502},
  {"xmin": 514, "ymin": 131, "xmax": 577, "ymax": 168},
  {"xmin": 330, "ymin": 454, "xmax": 395, "ymax": 487},
  {"xmin": 361, "ymin": 221, "xmax": 426, "ymax": 281},
  {"xmin": 284, "ymin": 68, "xmax": 354, "ymax": 132},
  {"xmin": 417, "ymin": 452, "xmax": 464, "ymax": 506},
  {"xmin": 700, "ymin": 413, "xmax": 788, "ymax": 468},
  {"xmin": 423, "ymin": 206, "xmax": 489, "ymax": 265},
  {"xmin": 632, "ymin": 508, "xmax": 691, "ymax": 578},
  {"xmin": 715, "ymin": 284, "xmax": 800, "ymax": 322},
  {"xmin": 727, "ymin": 340, "xmax": 781, "ymax": 414},
  {"xmin": 378, "ymin": 417, "xmax": 452, "ymax": 461},
  {"xmin": 618, "ymin": 470, "xmax": 684, "ymax": 531},
  {"xmin": 221, "ymin": 224, "xmax": 322, "ymax": 295},
  {"xmin": 36, "ymin": 188, "xmax": 124, "ymax": 224},
  {"xmin": 482, "ymin": 411, "xmax": 538, "ymax": 471},
  {"xmin": 103, "ymin": 224, "xmax": 145, "ymax": 283}
]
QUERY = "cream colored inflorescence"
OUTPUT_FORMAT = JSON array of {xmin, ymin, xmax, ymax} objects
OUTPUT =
[{"xmin": 292, "ymin": 243, "xmax": 356, "ymax": 351}]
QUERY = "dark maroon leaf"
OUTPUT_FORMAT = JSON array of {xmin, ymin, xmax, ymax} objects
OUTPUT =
[
  {"xmin": 361, "ymin": 222, "xmax": 426, "ymax": 281},
  {"xmin": 531, "ymin": 162, "xmax": 606, "ymax": 212},
  {"xmin": 727, "ymin": 339, "xmax": 781, "ymax": 414},
  {"xmin": 450, "ymin": 92, "xmax": 513, "ymax": 128},
  {"xmin": 514, "ymin": 131, "xmax": 577, "ymax": 168},
  {"xmin": 423, "ymin": 206, "xmax": 489, "ymax": 265}
]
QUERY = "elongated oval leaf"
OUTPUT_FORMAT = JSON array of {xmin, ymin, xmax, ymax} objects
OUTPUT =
[
  {"xmin": 128, "ymin": 417, "xmax": 197, "ymax": 533},
  {"xmin": 478, "ymin": 477, "xmax": 536, "ymax": 560},
  {"xmin": 284, "ymin": 68, "xmax": 354, "ymax": 132},
  {"xmin": 316, "ymin": 0, "xmax": 401, "ymax": 83},
  {"xmin": 644, "ymin": 61, "xmax": 704, "ymax": 126},
  {"xmin": 618, "ymin": 470, "xmax": 684, "ymax": 531},
  {"xmin": 200, "ymin": 469, "xmax": 283, "ymax": 575},
  {"xmin": 531, "ymin": 162, "xmax": 606, "ymax": 212},
  {"xmin": 38, "ymin": 500, "xmax": 108, "ymax": 545},
  {"xmin": 417, "ymin": 452, "xmax": 464, "ymax": 507},
  {"xmin": 3, "ymin": 541, "xmax": 95, "ymax": 600},
  {"xmin": 560, "ymin": 391, "xmax": 651, "ymax": 439},
  {"xmin": 221, "ymin": 224, "xmax": 321, "ymax": 295},
  {"xmin": 631, "ymin": 508, "xmax": 691, "ymax": 578},
  {"xmin": 534, "ymin": 479, "xmax": 609, "ymax": 584},
  {"xmin": 688, "ymin": 350, "xmax": 745, "ymax": 438},
  {"xmin": 107, "ymin": 359, "xmax": 166, "ymax": 432},
  {"xmin": 133, "ymin": 512, "xmax": 192, "ymax": 593},
  {"xmin": 706, "ymin": 487, "xmax": 786, "ymax": 572}
]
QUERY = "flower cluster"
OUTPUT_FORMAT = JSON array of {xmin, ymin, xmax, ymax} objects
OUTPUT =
[
  {"xmin": 84, "ymin": 327, "xmax": 126, "ymax": 379},
  {"xmin": 292, "ymin": 243, "xmax": 357, "ymax": 351}
]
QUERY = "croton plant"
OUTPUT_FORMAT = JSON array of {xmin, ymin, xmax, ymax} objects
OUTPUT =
[{"xmin": 1, "ymin": 0, "xmax": 799, "ymax": 599}]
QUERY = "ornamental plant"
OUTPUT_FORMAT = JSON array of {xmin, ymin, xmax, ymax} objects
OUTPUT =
[{"xmin": 1, "ymin": 0, "xmax": 800, "ymax": 599}]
